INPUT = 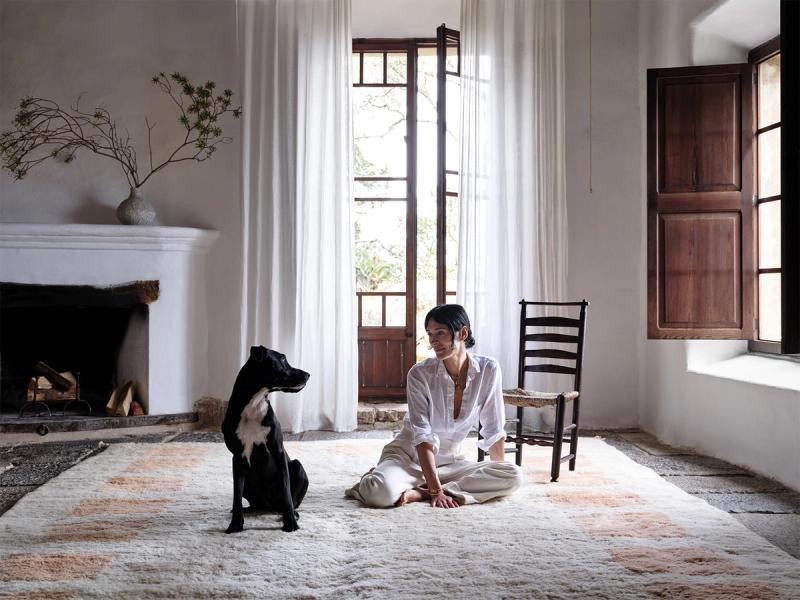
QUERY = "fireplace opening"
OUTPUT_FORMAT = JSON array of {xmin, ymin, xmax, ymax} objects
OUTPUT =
[{"xmin": 0, "ymin": 282, "xmax": 157, "ymax": 418}]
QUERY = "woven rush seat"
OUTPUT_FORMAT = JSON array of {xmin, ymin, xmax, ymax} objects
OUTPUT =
[{"xmin": 502, "ymin": 388, "xmax": 579, "ymax": 408}]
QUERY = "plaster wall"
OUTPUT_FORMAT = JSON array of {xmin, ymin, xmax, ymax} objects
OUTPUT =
[
  {"xmin": 637, "ymin": 0, "xmax": 800, "ymax": 491},
  {"xmin": 563, "ymin": 0, "xmax": 642, "ymax": 428},
  {"xmin": 0, "ymin": 0, "xmax": 243, "ymax": 401}
]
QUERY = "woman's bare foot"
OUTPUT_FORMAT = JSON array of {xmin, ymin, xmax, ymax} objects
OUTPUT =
[{"xmin": 395, "ymin": 487, "xmax": 428, "ymax": 506}]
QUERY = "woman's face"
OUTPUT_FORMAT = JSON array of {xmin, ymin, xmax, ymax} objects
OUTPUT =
[{"xmin": 426, "ymin": 319, "xmax": 466, "ymax": 360}]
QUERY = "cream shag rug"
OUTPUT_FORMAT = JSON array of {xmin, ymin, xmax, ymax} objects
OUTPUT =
[{"xmin": 0, "ymin": 437, "xmax": 798, "ymax": 600}]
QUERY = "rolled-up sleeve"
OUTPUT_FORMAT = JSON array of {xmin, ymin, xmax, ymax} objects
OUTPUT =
[
  {"xmin": 476, "ymin": 360, "xmax": 506, "ymax": 452},
  {"xmin": 406, "ymin": 366, "xmax": 440, "ymax": 454}
]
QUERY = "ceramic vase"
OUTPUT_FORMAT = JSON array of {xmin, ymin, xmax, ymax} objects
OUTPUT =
[{"xmin": 116, "ymin": 186, "xmax": 157, "ymax": 225}]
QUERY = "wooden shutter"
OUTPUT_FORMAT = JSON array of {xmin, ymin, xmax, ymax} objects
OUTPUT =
[{"xmin": 647, "ymin": 64, "xmax": 755, "ymax": 339}]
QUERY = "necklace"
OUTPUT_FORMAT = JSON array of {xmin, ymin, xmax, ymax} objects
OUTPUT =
[
  {"xmin": 449, "ymin": 360, "xmax": 468, "ymax": 419},
  {"xmin": 448, "ymin": 362, "xmax": 467, "ymax": 390}
]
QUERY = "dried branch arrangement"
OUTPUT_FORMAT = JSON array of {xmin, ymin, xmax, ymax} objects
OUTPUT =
[{"xmin": 0, "ymin": 72, "xmax": 241, "ymax": 189}]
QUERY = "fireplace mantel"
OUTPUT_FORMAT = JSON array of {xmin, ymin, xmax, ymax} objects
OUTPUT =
[
  {"xmin": 0, "ymin": 223, "xmax": 220, "ymax": 415},
  {"xmin": 0, "ymin": 223, "xmax": 219, "ymax": 251}
]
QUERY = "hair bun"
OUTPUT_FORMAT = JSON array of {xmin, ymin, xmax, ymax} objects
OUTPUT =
[{"xmin": 465, "ymin": 334, "xmax": 476, "ymax": 348}]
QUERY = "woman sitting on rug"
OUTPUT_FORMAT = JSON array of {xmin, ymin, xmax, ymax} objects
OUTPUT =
[{"xmin": 347, "ymin": 304, "xmax": 523, "ymax": 508}]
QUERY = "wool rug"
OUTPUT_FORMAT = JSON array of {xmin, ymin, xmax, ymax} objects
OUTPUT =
[{"xmin": 0, "ymin": 437, "xmax": 798, "ymax": 600}]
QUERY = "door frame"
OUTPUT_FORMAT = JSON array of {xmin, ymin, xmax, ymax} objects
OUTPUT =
[{"xmin": 353, "ymin": 39, "xmax": 420, "ymax": 399}]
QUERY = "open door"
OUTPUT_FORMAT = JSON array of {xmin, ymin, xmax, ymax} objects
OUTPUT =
[{"xmin": 353, "ymin": 26, "xmax": 461, "ymax": 400}]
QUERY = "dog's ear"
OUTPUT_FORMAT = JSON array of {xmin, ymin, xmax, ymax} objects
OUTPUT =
[{"xmin": 250, "ymin": 346, "xmax": 267, "ymax": 362}]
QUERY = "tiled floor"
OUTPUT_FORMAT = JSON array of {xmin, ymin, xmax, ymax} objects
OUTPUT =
[{"xmin": 1, "ymin": 428, "xmax": 798, "ymax": 559}]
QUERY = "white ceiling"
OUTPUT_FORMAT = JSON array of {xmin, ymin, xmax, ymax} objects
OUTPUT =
[{"xmin": 694, "ymin": 0, "xmax": 780, "ymax": 49}]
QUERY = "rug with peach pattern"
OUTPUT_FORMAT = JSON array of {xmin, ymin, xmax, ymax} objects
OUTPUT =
[{"xmin": 0, "ymin": 437, "xmax": 798, "ymax": 599}]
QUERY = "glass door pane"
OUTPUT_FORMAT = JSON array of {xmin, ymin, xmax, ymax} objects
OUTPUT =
[{"xmin": 759, "ymin": 273, "xmax": 781, "ymax": 342}]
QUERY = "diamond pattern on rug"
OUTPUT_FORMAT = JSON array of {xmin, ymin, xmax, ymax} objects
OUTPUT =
[
  {"xmin": 70, "ymin": 498, "xmax": 173, "ymax": 516},
  {"xmin": 126, "ymin": 457, "xmax": 203, "ymax": 471},
  {"xmin": 144, "ymin": 446, "xmax": 212, "ymax": 458},
  {"xmin": 102, "ymin": 475, "xmax": 188, "ymax": 492},
  {"xmin": 39, "ymin": 518, "xmax": 153, "ymax": 543},
  {"xmin": 611, "ymin": 546, "xmax": 747, "ymax": 575},
  {"xmin": 0, "ymin": 553, "xmax": 114, "ymax": 581},
  {"xmin": 645, "ymin": 582, "xmax": 785, "ymax": 599},
  {"xmin": 574, "ymin": 511, "xmax": 689, "ymax": 538},
  {"xmin": 547, "ymin": 488, "xmax": 646, "ymax": 507}
]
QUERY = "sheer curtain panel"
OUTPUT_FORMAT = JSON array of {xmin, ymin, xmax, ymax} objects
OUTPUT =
[
  {"xmin": 457, "ymin": 0, "xmax": 568, "ymax": 385},
  {"xmin": 238, "ymin": 0, "xmax": 357, "ymax": 432}
]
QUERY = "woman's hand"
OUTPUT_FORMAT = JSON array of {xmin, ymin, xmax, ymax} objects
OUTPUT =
[{"xmin": 429, "ymin": 489, "xmax": 459, "ymax": 509}]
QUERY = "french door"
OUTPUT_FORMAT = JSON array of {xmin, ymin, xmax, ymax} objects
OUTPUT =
[{"xmin": 353, "ymin": 27, "xmax": 460, "ymax": 399}]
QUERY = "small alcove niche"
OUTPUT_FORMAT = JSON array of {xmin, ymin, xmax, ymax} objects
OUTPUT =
[{"xmin": 0, "ymin": 281, "xmax": 157, "ymax": 416}]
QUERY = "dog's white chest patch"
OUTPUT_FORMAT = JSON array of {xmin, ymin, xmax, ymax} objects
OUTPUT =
[{"xmin": 235, "ymin": 388, "xmax": 272, "ymax": 464}]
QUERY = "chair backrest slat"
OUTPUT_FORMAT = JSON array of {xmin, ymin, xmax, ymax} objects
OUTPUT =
[
  {"xmin": 524, "ymin": 316, "xmax": 581, "ymax": 328},
  {"xmin": 524, "ymin": 364, "xmax": 577, "ymax": 375},
  {"xmin": 524, "ymin": 349, "xmax": 578, "ymax": 360},
  {"xmin": 524, "ymin": 333, "xmax": 580, "ymax": 343}
]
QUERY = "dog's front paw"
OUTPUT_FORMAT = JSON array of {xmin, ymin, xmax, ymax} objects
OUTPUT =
[
  {"xmin": 282, "ymin": 514, "xmax": 299, "ymax": 532},
  {"xmin": 226, "ymin": 514, "xmax": 244, "ymax": 534}
]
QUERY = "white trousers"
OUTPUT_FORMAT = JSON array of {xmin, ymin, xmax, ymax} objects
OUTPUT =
[{"xmin": 347, "ymin": 441, "xmax": 523, "ymax": 508}]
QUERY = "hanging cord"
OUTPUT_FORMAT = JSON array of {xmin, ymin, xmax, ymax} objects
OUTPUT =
[{"xmin": 588, "ymin": 0, "xmax": 593, "ymax": 194}]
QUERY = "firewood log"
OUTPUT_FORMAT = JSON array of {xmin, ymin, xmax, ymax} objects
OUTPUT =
[{"xmin": 33, "ymin": 362, "xmax": 72, "ymax": 391}]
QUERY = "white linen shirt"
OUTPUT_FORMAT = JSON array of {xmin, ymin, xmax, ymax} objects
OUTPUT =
[{"xmin": 391, "ymin": 353, "xmax": 506, "ymax": 466}]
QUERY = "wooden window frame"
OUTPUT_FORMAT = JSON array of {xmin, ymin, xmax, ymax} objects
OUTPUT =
[
  {"xmin": 747, "ymin": 0, "xmax": 800, "ymax": 355},
  {"xmin": 748, "ymin": 35, "xmax": 782, "ymax": 354}
]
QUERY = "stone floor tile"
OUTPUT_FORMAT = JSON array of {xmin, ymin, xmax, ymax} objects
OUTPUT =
[
  {"xmin": 0, "ymin": 485, "xmax": 36, "ymax": 513},
  {"xmin": 618, "ymin": 431, "xmax": 694, "ymax": 456},
  {"xmin": 732, "ymin": 513, "xmax": 800, "ymax": 559},
  {"xmin": 0, "ymin": 462, "xmax": 67, "ymax": 486},
  {"xmin": 628, "ymin": 453, "xmax": 750, "ymax": 476},
  {"xmin": 3, "ymin": 441, "xmax": 100, "ymax": 465},
  {"xmin": 664, "ymin": 474, "xmax": 789, "ymax": 494},
  {"xmin": 697, "ymin": 492, "xmax": 800, "ymax": 514}
]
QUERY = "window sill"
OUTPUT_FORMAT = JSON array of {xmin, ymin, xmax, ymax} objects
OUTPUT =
[{"xmin": 686, "ymin": 340, "xmax": 800, "ymax": 392}]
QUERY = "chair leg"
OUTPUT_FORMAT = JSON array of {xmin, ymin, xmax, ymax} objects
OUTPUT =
[
  {"xmin": 477, "ymin": 421, "xmax": 485, "ymax": 462},
  {"xmin": 569, "ymin": 397, "xmax": 580, "ymax": 471},
  {"xmin": 516, "ymin": 406, "xmax": 524, "ymax": 467},
  {"xmin": 550, "ymin": 394, "xmax": 567, "ymax": 482}
]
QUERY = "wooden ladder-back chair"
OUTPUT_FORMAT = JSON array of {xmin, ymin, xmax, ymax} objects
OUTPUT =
[{"xmin": 479, "ymin": 299, "xmax": 589, "ymax": 482}]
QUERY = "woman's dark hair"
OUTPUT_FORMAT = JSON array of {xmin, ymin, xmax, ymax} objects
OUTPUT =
[{"xmin": 424, "ymin": 304, "xmax": 476, "ymax": 349}]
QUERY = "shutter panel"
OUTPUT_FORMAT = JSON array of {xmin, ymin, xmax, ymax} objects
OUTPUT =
[{"xmin": 647, "ymin": 64, "xmax": 755, "ymax": 339}]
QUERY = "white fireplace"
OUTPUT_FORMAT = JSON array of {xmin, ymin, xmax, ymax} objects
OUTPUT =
[{"xmin": 0, "ymin": 224, "xmax": 218, "ymax": 415}]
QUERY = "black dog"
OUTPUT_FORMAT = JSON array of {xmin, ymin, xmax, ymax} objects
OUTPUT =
[{"xmin": 221, "ymin": 346, "xmax": 310, "ymax": 533}]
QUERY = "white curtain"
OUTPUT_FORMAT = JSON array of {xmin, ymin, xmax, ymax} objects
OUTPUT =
[
  {"xmin": 238, "ymin": 0, "xmax": 357, "ymax": 432},
  {"xmin": 457, "ymin": 0, "xmax": 568, "ymax": 386}
]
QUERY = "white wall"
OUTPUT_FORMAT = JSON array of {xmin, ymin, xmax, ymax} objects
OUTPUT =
[
  {"xmin": 564, "ymin": 0, "xmax": 642, "ymax": 429},
  {"xmin": 637, "ymin": 0, "xmax": 800, "ymax": 491},
  {"xmin": 0, "ymin": 0, "xmax": 243, "ymax": 401}
]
